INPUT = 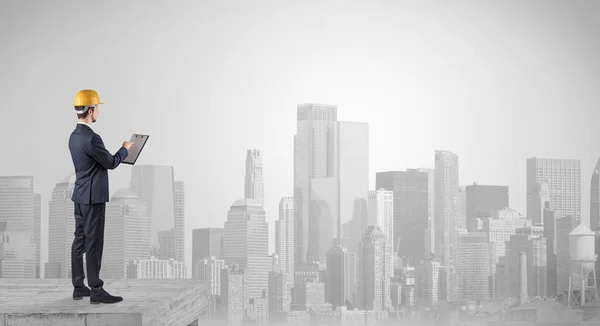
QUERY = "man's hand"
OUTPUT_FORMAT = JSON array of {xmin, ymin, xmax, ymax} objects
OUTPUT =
[{"xmin": 122, "ymin": 141, "xmax": 134, "ymax": 150}]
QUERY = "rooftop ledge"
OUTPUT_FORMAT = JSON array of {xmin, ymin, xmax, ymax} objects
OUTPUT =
[{"xmin": 0, "ymin": 279, "xmax": 207, "ymax": 326}]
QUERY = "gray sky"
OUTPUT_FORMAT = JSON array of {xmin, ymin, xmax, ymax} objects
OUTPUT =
[{"xmin": 1, "ymin": 0, "xmax": 599, "ymax": 271}]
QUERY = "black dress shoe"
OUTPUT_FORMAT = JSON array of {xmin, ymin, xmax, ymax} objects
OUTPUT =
[
  {"xmin": 90, "ymin": 289, "xmax": 123, "ymax": 304},
  {"xmin": 73, "ymin": 286, "xmax": 91, "ymax": 300}
]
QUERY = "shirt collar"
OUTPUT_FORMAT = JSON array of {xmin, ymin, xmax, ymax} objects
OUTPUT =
[{"xmin": 77, "ymin": 121, "xmax": 93, "ymax": 131}]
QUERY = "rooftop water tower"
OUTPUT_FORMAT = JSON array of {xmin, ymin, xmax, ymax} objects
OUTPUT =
[{"xmin": 568, "ymin": 223, "xmax": 597, "ymax": 306}]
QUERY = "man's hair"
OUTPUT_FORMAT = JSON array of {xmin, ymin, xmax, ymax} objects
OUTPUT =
[{"xmin": 75, "ymin": 106, "xmax": 94, "ymax": 119}]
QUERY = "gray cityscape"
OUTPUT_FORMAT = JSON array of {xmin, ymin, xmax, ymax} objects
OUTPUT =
[{"xmin": 1, "ymin": 1, "xmax": 600, "ymax": 326}]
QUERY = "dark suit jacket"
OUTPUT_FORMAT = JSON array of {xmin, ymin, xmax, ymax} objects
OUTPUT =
[{"xmin": 68, "ymin": 124, "xmax": 129, "ymax": 204}]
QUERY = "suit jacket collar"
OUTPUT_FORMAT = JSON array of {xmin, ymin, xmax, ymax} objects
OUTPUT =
[{"xmin": 76, "ymin": 122, "xmax": 93, "ymax": 132}]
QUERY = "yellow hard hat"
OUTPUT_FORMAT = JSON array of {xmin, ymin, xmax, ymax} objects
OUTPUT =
[{"xmin": 74, "ymin": 89, "xmax": 104, "ymax": 106}]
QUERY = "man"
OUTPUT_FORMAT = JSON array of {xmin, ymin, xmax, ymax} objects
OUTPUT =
[{"xmin": 68, "ymin": 89, "xmax": 133, "ymax": 304}]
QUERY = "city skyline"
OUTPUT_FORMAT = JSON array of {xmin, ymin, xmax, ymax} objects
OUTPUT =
[
  {"xmin": 2, "ymin": 1, "xmax": 600, "ymax": 278},
  {"xmin": 4, "ymin": 132, "xmax": 600, "ymax": 278},
  {"xmin": 1, "ymin": 0, "xmax": 600, "ymax": 324}
]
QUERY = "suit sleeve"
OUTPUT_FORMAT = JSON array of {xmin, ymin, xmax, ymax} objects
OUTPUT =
[{"xmin": 88, "ymin": 134, "xmax": 129, "ymax": 170}]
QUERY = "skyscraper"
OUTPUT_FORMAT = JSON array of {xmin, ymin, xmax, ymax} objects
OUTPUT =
[
  {"xmin": 155, "ymin": 229, "xmax": 175, "ymax": 260},
  {"xmin": 0, "ymin": 176, "xmax": 40, "ymax": 277},
  {"xmin": 358, "ymin": 226, "xmax": 389, "ymax": 311},
  {"xmin": 268, "ymin": 270, "xmax": 292, "ymax": 314},
  {"xmin": 46, "ymin": 174, "xmax": 76, "ymax": 278},
  {"xmin": 544, "ymin": 202, "xmax": 560, "ymax": 297},
  {"xmin": 590, "ymin": 158, "xmax": 600, "ymax": 230},
  {"xmin": 416, "ymin": 259, "xmax": 440, "ymax": 306},
  {"xmin": 341, "ymin": 198, "xmax": 369, "ymax": 256},
  {"xmin": 103, "ymin": 189, "xmax": 151, "ymax": 279},
  {"xmin": 253, "ymin": 290, "xmax": 269, "ymax": 326},
  {"xmin": 293, "ymin": 262, "xmax": 320, "ymax": 307},
  {"xmin": 506, "ymin": 229, "xmax": 548, "ymax": 299},
  {"xmin": 434, "ymin": 150, "xmax": 459, "ymax": 300},
  {"xmin": 325, "ymin": 244, "xmax": 353, "ymax": 308},
  {"xmin": 457, "ymin": 186, "xmax": 467, "ymax": 229},
  {"xmin": 33, "ymin": 193, "xmax": 41, "ymax": 278},
  {"xmin": 130, "ymin": 165, "xmax": 176, "ymax": 251},
  {"xmin": 337, "ymin": 121, "xmax": 369, "ymax": 230},
  {"xmin": 368, "ymin": 189, "xmax": 394, "ymax": 289},
  {"xmin": 275, "ymin": 197, "xmax": 294, "ymax": 278},
  {"xmin": 192, "ymin": 227, "xmax": 224, "ymax": 278},
  {"xmin": 294, "ymin": 104, "xmax": 368, "ymax": 265},
  {"xmin": 0, "ymin": 222, "xmax": 36, "ymax": 278},
  {"xmin": 174, "ymin": 180, "xmax": 185, "ymax": 263},
  {"xmin": 527, "ymin": 158, "xmax": 581, "ymax": 227},
  {"xmin": 556, "ymin": 215, "xmax": 574, "ymax": 296},
  {"xmin": 376, "ymin": 169, "xmax": 431, "ymax": 264},
  {"xmin": 196, "ymin": 256, "xmax": 225, "ymax": 296},
  {"xmin": 483, "ymin": 210, "xmax": 531, "ymax": 298},
  {"xmin": 223, "ymin": 199, "xmax": 270, "ymax": 299},
  {"xmin": 455, "ymin": 232, "xmax": 491, "ymax": 300},
  {"xmin": 295, "ymin": 104, "xmax": 338, "ymax": 265},
  {"xmin": 245, "ymin": 149, "xmax": 264, "ymax": 207},
  {"xmin": 224, "ymin": 267, "xmax": 248, "ymax": 326},
  {"xmin": 466, "ymin": 183, "xmax": 509, "ymax": 230},
  {"xmin": 305, "ymin": 279, "xmax": 326, "ymax": 310}
]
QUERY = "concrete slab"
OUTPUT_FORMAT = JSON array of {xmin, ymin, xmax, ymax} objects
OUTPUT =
[{"xmin": 0, "ymin": 279, "xmax": 207, "ymax": 326}]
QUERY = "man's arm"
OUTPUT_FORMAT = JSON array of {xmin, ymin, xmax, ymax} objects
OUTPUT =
[{"xmin": 88, "ymin": 134, "xmax": 129, "ymax": 170}]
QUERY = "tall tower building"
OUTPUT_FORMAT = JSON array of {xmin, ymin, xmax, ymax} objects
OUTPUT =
[
  {"xmin": 0, "ymin": 222, "xmax": 36, "ymax": 278},
  {"xmin": 358, "ymin": 226, "xmax": 389, "ymax": 311},
  {"xmin": 245, "ymin": 149, "xmax": 264, "ymax": 207},
  {"xmin": 192, "ymin": 228, "xmax": 224, "ymax": 278},
  {"xmin": 325, "ymin": 244, "xmax": 353, "ymax": 308},
  {"xmin": 337, "ymin": 121, "xmax": 369, "ymax": 233},
  {"xmin": 376, "ymin": 169, "xmax": 432, "ymax": 264},
  {"xmin": 306, "ymin": 279, "xmax": 326, "ymax": 310},
  {"xmin": 295, "ymin": 104, "xmax": 338, "ymax": 265},
  {"xmin": 506, "ymin": 228, "xmax": 548, "ymax": 299},
  {"xmin": 155, "ymin": 229, "xmax": 175, "ymax": 260},
  {"xmin": 368, "ymin": 189, "xmax": 394, "ymax": 288},
  {"xmin": 275, "ymin": 197, "xmax": 294, "ymax": 278},
  {"xmin": 0, "ymin": 176, "xmax": 40, "ymax": 277},
  {"xmin": 130, "ymin": 165, "xmax": 176, "ymax": 251},
  {"xmin": 483, "ymin": 210, "xmax": 531, "ymax": 298},
  {"xmin": 174, "ymin": 181, "xmax": 185, "ymax": 263},
  {"xmin": 466, "ymin": 183, "xmax": 509, "ymax": 230},
  {"xmin": 224, "ymin": 199, "xmax": 270, "ymax": 299},
  {"xmin": 103, "ymin": 189, "xmax": 151, "ymax": 279},
  {"xmin": 46, "ymin": 174, "xmax": 76, "ymax": 278},
  {"xmin": 33, "ymin": 193, "xmax": 41, "ymax": 278},
  {"xmin": 544, "ymin": 202, "xmax": 560, "ymax": 297},
  {"xmin": 224, "ymin": 267, "xmax": 248, "ymax": 326},
  {"xmin": 269, "ymin": 270, "xmax": 292, "ymax": 314},
  {"xmin": 196, "ymin": 256, "xmax": 225, "ymax": 296},
  {"xmin": 527, "ymin": 158, "xmax": 581, "ymax": 227},
  {"xmin": 416, "ymin": 259, "xmax": 440, "ymax": 306},
  {"xmin": 455, "ymin": 232, "xmax": 491, "ymax": 300},
  {"xmin": 434, "ymin": 150, "xmax": 459, "ymax": 300},
  {"xmin": 595, "ymin": 227, "xmax": 600, "ymax": 290},
  {"xmin": 590, "ymin": 158, "xmax": 600, "ymax": 230},
  {"xmin": 341, "ymin": 198, "xmax": 369, "ymax": 257},
  {"xmin": 294, "ymin": 104, "xmax": 368, "ymax": 265},
  {"xmin": 457, "ymin": 186, "xmax": 467, "ymax": 229},
  {"xmin": 519, "ymin": 252, "xmax": 529, "ymax": 305}
]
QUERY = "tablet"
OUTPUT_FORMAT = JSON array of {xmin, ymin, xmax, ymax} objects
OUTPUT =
[{"xmin": 122, "ymin": 134, "xmax": 149, "ymax": 165}]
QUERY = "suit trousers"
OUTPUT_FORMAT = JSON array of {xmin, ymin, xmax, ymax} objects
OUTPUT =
[{"xmin": 71, "ymin": 202, "xmax": 106, "ymax": 291}]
